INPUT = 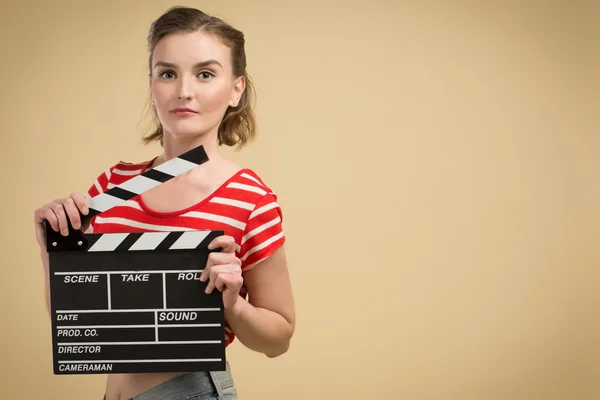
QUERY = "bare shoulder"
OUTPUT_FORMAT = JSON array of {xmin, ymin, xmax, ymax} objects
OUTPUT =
[
  {"xmin": 220, "ymin": 158, "xmax": 245, "ymax": 177},
  {"xmin": 185, "ymin": 157, "xmax": 244, "ymax": 192}
]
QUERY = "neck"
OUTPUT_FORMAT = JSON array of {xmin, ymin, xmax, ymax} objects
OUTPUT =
[{"xmin": 160, "ymin": 130, "xmax": 222, "ymax": 165}]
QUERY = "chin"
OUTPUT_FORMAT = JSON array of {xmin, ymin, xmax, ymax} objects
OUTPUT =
[{"xmin": 164, "ymin": 122, "xmax": 213, "ymax": 140}]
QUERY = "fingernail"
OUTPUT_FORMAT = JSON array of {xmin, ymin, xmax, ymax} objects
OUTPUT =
[
  {"xmin": 83, "ymin": 207, "xmax": 89, "ymax": 215},
  {"xmin": 205, "ymin": 287, "xmax": 210, "ymax": 294}
]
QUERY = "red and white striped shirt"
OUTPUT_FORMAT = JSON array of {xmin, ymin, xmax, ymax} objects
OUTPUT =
[{"xmin": 86, "ymin": 158, "xmax": 286, "ymax": 347}]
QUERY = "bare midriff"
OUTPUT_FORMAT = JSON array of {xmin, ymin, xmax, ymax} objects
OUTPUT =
[{"xmin": 105, "ymin": 372, "xmax": 186, "ymax": 400}]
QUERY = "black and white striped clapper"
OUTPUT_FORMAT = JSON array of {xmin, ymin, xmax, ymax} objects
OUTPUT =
[{"xmin": 45, "ymin": 145, "xmax": 228, "ymax": 375}]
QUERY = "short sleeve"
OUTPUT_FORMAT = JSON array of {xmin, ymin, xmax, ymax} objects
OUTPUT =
[
  {"xmin": 238, "ymin": 192, "xmax": 286, "ymax": 272},
  {"xmin": 84, "ymin": 165, "xmax": 116, "ymax": 233},
  {"xmin": 86, "ymin": 165, "xmax": 115, "ymax": 199}
]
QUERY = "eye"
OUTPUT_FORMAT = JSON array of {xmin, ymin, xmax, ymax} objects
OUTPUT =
[
  {"xmin": 198, "ymin": 71, "xmax": 215, "ymax": 80},
  {"xmin": 158, "ymin": 70, "xmax": 176, "ymax": 80}
]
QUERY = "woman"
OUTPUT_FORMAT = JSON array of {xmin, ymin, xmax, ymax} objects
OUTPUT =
[{"xmin": 34, "ymin": 6, "xmax": 295, "ymax": 400}]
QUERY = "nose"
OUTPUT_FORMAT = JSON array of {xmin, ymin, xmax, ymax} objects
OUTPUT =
[{"xmin": 177, "ymin": 76, "xmax": 193, "ymax": 100}]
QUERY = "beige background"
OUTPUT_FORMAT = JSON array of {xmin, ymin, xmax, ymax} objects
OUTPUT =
[{"xmin": 0, "ymin": 0, "xmax": 598, "ymax": 399}]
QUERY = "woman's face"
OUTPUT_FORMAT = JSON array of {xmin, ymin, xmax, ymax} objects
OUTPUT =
[{"xmin": 150, "ymin": 30, "xmax": 244, "ymax": 142}]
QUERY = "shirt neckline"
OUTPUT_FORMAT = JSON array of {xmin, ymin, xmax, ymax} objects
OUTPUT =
[{"xmin": 135, "ymin": 164, "xmax": 249, "ymax": 218}]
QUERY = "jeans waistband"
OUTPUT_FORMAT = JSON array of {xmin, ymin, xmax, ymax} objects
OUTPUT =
[{"xmin": 130, "ymin": 363, "xmax": 235, "ymax": 400}]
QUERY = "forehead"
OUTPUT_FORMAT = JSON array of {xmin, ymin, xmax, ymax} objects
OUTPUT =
[{"xmin": 152, "ymin": 30, "xmax": 231, "ymax": 67}]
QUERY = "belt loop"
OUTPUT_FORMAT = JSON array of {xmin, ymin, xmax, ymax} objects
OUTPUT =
[{"xmin": 209, "ymin": 371, "xmax": 224, "ymax": 399}]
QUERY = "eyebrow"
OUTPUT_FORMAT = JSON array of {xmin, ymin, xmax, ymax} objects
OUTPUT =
[{"xmin": 153, "ymin": 60, "xmax": 223, "ymax": 69}]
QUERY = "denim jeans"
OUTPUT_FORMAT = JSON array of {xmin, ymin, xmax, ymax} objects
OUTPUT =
[{"xmin": 104, "ymin": 363, "xmax": 238, "ymax": 400}]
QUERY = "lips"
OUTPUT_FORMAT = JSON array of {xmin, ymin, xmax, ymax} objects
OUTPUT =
[{"xmin": 170, "ymin": 108, "xmax": 198, "ymax": 117}]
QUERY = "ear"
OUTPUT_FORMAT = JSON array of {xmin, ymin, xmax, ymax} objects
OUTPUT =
[{"xmin": 230, "ymin": 76, "xmax": 246, "ymax": 107}]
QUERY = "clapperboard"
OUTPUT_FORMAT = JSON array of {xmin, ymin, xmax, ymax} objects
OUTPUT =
[{"xmin": 46, "ymin": 145, "xmax": 228, "ymax": 375}]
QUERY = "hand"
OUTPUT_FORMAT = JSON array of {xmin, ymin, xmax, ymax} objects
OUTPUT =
[
  {"xmin": 34, "ymin": 192, "xmax": 89, "ymax": 251},
  {"xmin": 200, "ymin": 235, "xmax": 243, "ymax": 310}
]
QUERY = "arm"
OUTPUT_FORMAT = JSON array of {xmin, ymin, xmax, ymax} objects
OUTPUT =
[
  {"xmin": 202, "ymin": 190, "xmax": 294, "ymax": 357},
  {"xmin": 41, "ymin": 249, "xmax": 51, "ymax": 316},
  {"xmin": 224, "ymin": 246, "xmax": 295, "ymax": 357}
]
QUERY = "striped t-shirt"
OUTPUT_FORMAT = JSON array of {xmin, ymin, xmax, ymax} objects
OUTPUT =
[{"xmin": 85, "ymin": 158, "xmax": 286, "ymax": 347}]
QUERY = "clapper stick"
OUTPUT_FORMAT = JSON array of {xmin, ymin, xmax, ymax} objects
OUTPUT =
[
  {"xmin": 45, "ymin": 145, "xmax": 209, "ymax": 251},
  {"xmin": 45, "ymin": 145, "xmax": 228, "ymax": 375}
]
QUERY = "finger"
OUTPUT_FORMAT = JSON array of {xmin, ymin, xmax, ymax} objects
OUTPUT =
[
  {"xmin": 204, "ymin": 272, "xmax": 215, "ymax": 294},
  {"xmin": 215, "ymin": 272, "xmax": 243, "ymax": 293},
  {"xmin": 201, "ymin": 253, "xmax": 241, "ymax": 282},
  {"xmin": 61, "ymin": 197, "xmax": 82, "ymax": 230},
  {"xmin": 34, "ymin": 204, "xmax": 51, "ymax": 224},
  {"xmin": 34, "ymin": 207, "xmax": 55, "ymax": 247},
  {"xmin": 214, "ymin": 272, "xmax": 234, "ymax": 292},
  {"xmin": 205, "ymin": 252, "xmax": 241, "ymax": 270},
  {"xmin": 204, "ymin": 265, "xmax": 226, "ymax": 293},
  {"xmin": 208, "ymin": 235, "xmax": 237, "ymax": 253},
  {"xmin": 214, "ymin": 273, "xmax": 226, "ymax": 292},
  {"xmin": 200, "ymin": 251, "xmax": 219, "ymax": 282},
  {"xmin": 205, "ymin": 265, "xmax": 236, "ymax": 294},
  {"xmin": 200, "ymin": 261, "xmax": 211, "ymax": 282},
  {"xmin": 70, "ymin": 192, "xmax": 89, "ymax": 216},
  {"xmin": 41, "ymin": 207, "xmax": 60, "ymax": 232},
  {"xmin": 51, "ymin": 202, "xmax": 70, "ymax": 236},
  {"xmin": 34, "ymin": 204, "xmax": 57, "ymax": 228}
]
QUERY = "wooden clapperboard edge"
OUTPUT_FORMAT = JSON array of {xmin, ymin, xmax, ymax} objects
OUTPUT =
[{"xmin": 44, "ymin": 144, "xmax": 228, "ymax": 375}]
